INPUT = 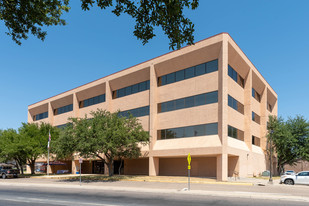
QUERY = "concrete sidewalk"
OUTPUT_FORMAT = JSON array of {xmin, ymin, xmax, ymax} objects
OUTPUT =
[{"xmin": 26, "ymin": 174, "xmax": 282, "ymax": 186}]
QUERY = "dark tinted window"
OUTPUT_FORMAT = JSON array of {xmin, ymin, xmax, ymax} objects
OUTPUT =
[
  {"xmin": 184, "ymin": 126, "xmax": 194, "ymax": 137},
  {"xmin": 166, "ymin": 101, "xmax": 175, "ymax": 112},
  {"xmin": 185, "ymin": 96, "xmax": 194, "ymax": 108},
  {"xmin": 175, "ymin": 70, "xmax": 185, "ymax": 81},
  {"xmin": 158, "ymin": 91, "xmax": 218, "ymax": 113},
  {"xmin": 114, "ymin": 80, "xmax": 150, "ymax": 99},
  {"xmin": 185, "ymin": 67, "xmax": 195, "ymax": 79},
  {"xmin": 195, "ymin": 64, "xmax": 206, "ymax": 76},
  {"xmin": 55, "ymin": 104, "xmax": 73, "ymax": 115},
  {"xmin": 228, "ymin": 95, "xmax": 244, "ymax": 114},
  {"xmin": 34, "ymin": 111, "xmax": 48, "ymax": 121},
  {"xmin": 195, "ymin": 94, "xmax": 206, "ymax": 106},
  {"xmin": 139, "ymin": 81, "xmax": 147, "ymax": 91},
  {"xmin": 194, "ymin": 125, "xmax": 205, "ymax": 136},
  {"xmin": 158, "ymin": 59, "xmax": 218, "ymax": 87},
  {"xmin": 80, "ymin": 94, "xmax": 105, "ymax": 108},
  {"xmin": 206, "ymin": 60, "xmax": 218, "ymax": 73},
  {"xmin": 158, "ymin": 123, "xmax": 218, "ymax": 140},
  {"xmin": 228, "ymin": 65, "xmax": 244, "ymax": 88},
  {"xmin": 228, "ymin": 125, "xmax": 243, "ymax": 141},
  {"xmin": 206, "ymin": 123, "xmax": 218, "ymax": 135},
  {"xmin": 118, "ymin": 106, "xmax": 150, "ymax": 118},
  {"xmin": 166, "ymin": 73, "xmax": 175, "ymax": 84},
  {"xmin": 175, "ymin": 99, "xmax": 185, "ymax": 110},
  {"xmin": 206, "ymin": 91, "xmax": 218, "ymax": 104}
]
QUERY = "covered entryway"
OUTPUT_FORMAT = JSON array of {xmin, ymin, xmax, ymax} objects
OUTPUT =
[
  {"xmin": 159, "ymin": 157, "xmax": 217, "ymax": 177},
  {"xmin": 92, "ymin": 160, "xmax": 105, "ymax": 174},
  {"xmin": 124, "ymin": 158, "xmax": 149, "ymax": 175}
]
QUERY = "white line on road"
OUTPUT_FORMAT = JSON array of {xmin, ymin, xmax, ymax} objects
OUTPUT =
[{"xmin": 0, "ymin": 195, "xmax": 121, "ymax": 206}]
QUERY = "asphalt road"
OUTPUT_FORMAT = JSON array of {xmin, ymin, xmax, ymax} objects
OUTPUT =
[{"xmin": 0, "ymin": 184, "xmax": 308, "ymax": 206}]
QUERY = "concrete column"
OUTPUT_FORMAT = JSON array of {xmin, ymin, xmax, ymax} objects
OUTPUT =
[
  {"xmin": 260, "ymin": 86, "xmax": 267, "ymax": 150},
  {"xmin": 27, "ymin": 111, "xmax": 32, "ymax": 123},
  {"xmin": 73, "ymin": 93, "xmax": 79, "ymax": 118},
  {"xmin": 48, "ymin": 102, "xmax": 54, "ymax": 125},
  {"xmin": 149, "ymin": 156, "xmax": 159, "ymax": 176},
  {"xmin": 217, "ymin": 34, "xmax": 229, "ymax": 181},
  {"xmin": 106, "ymin": 81, "xmax": 113, "ymax": 112},
  {"xmin": 149, "ymin": 64, "xmax": 159, "ymax": 176},
  {"xmin": 217, "ymin": 154, "xmax": 228, "ymax": 181},
  {"xmin": 244, "ymin": 69, "xmax": 252, "ymax": 150},
  {"xmin": 72, "ymin": 160, "xmax": 77, "ymax": 174}
]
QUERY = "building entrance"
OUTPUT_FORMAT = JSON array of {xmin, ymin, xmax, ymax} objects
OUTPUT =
[{"xmin": 92, "ymin": 160, "xmax": 105, "ymax": 174}]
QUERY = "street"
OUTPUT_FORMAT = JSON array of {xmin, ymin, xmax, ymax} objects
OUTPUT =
[
  {"xmin": 0, "ymin": 178, "xmax": 309, "ymax": 206},
  {"xmin": 0, "ymin": 185, "xmax": 307, "ymax": 206}
]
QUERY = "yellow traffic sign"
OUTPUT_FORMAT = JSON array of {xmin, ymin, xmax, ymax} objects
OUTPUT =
[{"xmin": 187, "ymin": 153, "xmax": 191, "ymax": 166}]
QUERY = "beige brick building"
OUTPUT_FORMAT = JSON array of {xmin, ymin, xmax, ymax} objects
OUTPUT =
[{"xmin": 28, "ymin": 33, "xmax": 277, "ymax": 181}]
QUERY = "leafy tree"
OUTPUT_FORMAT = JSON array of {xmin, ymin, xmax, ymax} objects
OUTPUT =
[
  {"xmin": 19, "ymin": 122, "xmax": 59, "ymax": 174},
  {"xmin": 286, "ymin": 115, "xmax": 309, "ymax": 161},
  {"xmin": 1, "ymin": 0, "xmax": 199, "ymax": 49},
  {"xmin": 0, "ymin": 129, "xmax": 28, "ymax": 174},
  {"xmin": 0, "ymin": 0, "xmax": 70, "ymax": 45},
  {"xmin": 267, "ymin": 115, "xmax": 309, "ymax": 174},
  {"xmin": 53, "ymin": 109, "xmax": 149, "ymax": 176}
]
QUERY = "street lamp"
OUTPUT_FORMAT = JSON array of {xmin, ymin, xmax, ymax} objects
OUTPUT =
[{"xmin": 269, "ymin": 130, "xmax": 274, "ymax": 184}]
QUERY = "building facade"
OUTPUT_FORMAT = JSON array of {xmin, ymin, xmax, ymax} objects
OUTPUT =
[{"xmin": 28, "ymin": 33, "xmax": 277, "ymax": 181}]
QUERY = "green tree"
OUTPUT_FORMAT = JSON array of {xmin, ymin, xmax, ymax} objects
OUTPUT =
[
  {"xmin": 267, "ymin": 115, "xmax": 309, "ymax": 174},
  {"xmin": 286, "ymin": 115, "xmax": 309, "ymax": 161},
  {"xmin": 0, "ymin": 0, "xmax": 198, "ymax": 49},
  {"xmin": 19, "ymin": 122, "xmax": 59, "ymax": 174},
  {"xmin": 53, "ymin": 109, "xmax": 149, "ymax": 176},
  {"xmin": 0, "ymin": 129, "xmax": 27, "ymax": 174}
]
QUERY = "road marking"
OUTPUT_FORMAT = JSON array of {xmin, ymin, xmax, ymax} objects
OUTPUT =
[{"xmin": 0, "ymin": 196, "xmax": 121, "ymax": 206}]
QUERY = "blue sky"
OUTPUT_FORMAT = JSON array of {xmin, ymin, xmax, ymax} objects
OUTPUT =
[{"xmin": 0, "ymin": 0, "xmax": 308, "ymax": 130}]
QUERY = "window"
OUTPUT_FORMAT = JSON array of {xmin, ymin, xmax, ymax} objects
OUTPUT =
[
  {"xmin": 54, "ymin": 104, "xmax": 73, "ymax": 115},
  {"xmin": 228, "ymin": 65, "xmax": 244, "ymax": 88},
  {"xmin": 252, "ymin": 88, "xmax": 261, "ymax": 102},
  {"xmin": 252, "ymin": 135, "xmax": 260, "ymax": 146},
  {"xmin": 80, "ymin": 94, "xmax": 106, "ymax": 108},
  {"xmin": 158, "ymin": 91, "xmax": 218, "ymax": 113},
  {"xmin": 228, "ymin": 95, "xmax": 244, "ymax": 114},
  {"xmin": 118, "ymin": 106, "xmax": 150, "ymax": 118},
  {"xmin": 267, "ymin": 102, "xmax": 273, "ymax": 112},
  {"xmin": 113, "ymin": 80, "xmax": 150, "ymax": 99},
  {"xmin": 228, "ymin": 125, "xmax": 244, "ymax": 141},
  {"xmin": 157, "ymin": 123, "xmax": 218, "ymax": 140},
  {"xmin": 158, "ymin": 59, "xmax": 218, "ymax": 86},
  {"xmin": 33, "ymin": 111, "xmax": 48, "ymax": 121},
  {"xmin": 252, "ymin": 112, "xmax": 260, "ymax": 124}
]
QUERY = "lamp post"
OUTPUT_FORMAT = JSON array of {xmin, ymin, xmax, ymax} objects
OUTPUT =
[{"xmin": 269, "ymin": 130, "xmax": 274, "ymax": 184}]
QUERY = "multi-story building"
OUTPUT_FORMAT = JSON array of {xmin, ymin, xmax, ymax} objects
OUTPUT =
[{"xmin": 28, "ymin": 33, "xmax": 277, "ymax": 181}]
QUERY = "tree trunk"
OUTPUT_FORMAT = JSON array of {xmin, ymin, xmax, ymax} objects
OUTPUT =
[
  {"xmin": 16, "ymin": 158, "xmax": 24, "ymax": 175},
  {"xmin": 119, "ymin": 159, "xmax": 123, "ymax": 175},
  {"xmin": 108, "ymin": 160, "xmax": 114, "ymax": 177},
  {"xmin": 29, "ymin": 160, "xmax": 36, "ymax": 175}
]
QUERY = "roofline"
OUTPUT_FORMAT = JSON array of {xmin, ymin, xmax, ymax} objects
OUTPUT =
[
  {"xmin": 226, "ymin": 34, "xmax": 278, "ymax": 96},
  {"xmin": 29, "ymin": 32, "xmax": 276, "ymax": 107}
]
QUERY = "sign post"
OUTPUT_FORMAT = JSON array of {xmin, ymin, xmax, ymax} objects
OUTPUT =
[
  {"xmin": 79, "ymin": 158, "xmax": 83, "ymax": 186},
  {"xmin": 187, "ymin": 153, "xmax": 191, "ymax": 191}
]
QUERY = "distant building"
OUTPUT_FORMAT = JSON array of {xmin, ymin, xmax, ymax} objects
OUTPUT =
[
  {"xmin": 285, "ymin": 161, "xmax": 309, "ymax": 173},
  {"xmin": 28, "ymin": 33, "xmax": 277, "ymax": 181}
]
